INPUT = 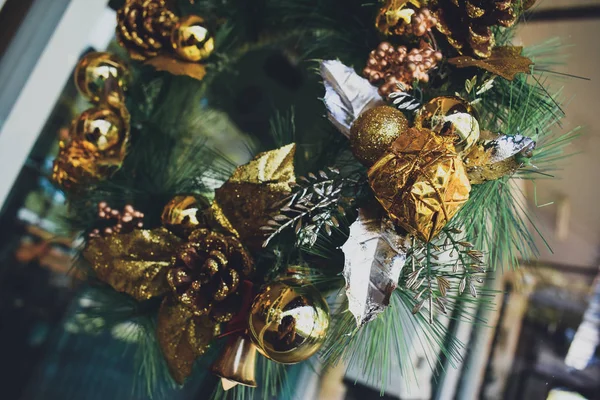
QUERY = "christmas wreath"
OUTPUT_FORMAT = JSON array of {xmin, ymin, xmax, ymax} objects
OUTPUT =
[{"xmin": 53, "ymin": 0, "xmax": 577, "ymax": 398}]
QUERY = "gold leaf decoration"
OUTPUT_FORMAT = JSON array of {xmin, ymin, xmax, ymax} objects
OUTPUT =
[
  {"xmin": 448, "ymin": 46, "xmax": 533, "ymax": 81},
  {"xmin": 145, "ymin": 55, "xmax": 208, "ymax": 81},
  {"xmin": 83, "ymin": 228, "xmax": 182, "ymax": 301},
  {"xmin": 157, "ymin": 297, "xmax": 216, "ymax": 384},
  {"xmin": 212, "ymin": 143, "xmax": 297, "ymax": 249}
]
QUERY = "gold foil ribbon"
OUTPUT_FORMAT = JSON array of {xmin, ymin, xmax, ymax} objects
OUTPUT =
[{"xmin": 369, "ymin": 128, "xmax": 471, "ymax": 242}]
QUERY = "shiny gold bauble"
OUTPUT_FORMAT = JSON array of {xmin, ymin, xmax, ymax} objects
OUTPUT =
[
  {"xmin": 414, "ymin": 96, "xmax": 480, "ymax": 153},
  {"xmin": 248, "ymin": 280, "xmax": 330, "ymax": 364},
  {"xmin": 161, "ymin": 194, "xmax": 210, "ymax": 238},
  {"xmin": 171, "ymin": 15, "xmax": 215, "ymax": 62},
  {"xmin": 72, "ymin": 107, "xmax": 126, "ymax": 153},
  {"xmin": 349, "ymin": 105, "xmax": 409, "ymax": 166},
  {"xmin": 74, "ymin": 52, "xmax": 129, "ymax": 103}
]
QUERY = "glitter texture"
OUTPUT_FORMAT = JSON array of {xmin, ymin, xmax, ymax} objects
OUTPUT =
[
  {"xmin": 166, "ymin": 228, "xmax": 254, "ymax": 321},
  {"xmin": 83, "ymin": 227, "xmax": 182, "ymax": 300},
  {"xmin": 212, "ymin": 143, "xmax": 297, "ymax": 250},
  {"xmin": 157, "ymin": 297, "xmax": 217, "ymax": 384},
  {"xmin": 350, "ymin": 105, "xmax": 409, "ymax": 166}
]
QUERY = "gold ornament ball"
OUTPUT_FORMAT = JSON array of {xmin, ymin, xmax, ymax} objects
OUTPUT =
[
  {"xmin": 72, "ymin": 107, "xmax": 126, "ymax": 153},
  {"xmin": 414, "ymin": 96, "xmax": 480, "ymax": 153},
  {"xmin": 161, "ymin": 194, "xmax": 210, "ymax": 238},
  {"xmin": 350, "ymin": 105, "xmax": 409, "ymax": 166},
  {"xmin": 248, "ymin": 280, "xmax": 330, "ymax": 364},
  {"xmin": 74, "ymin": 52, "xmax": 130, "ymax": 103},
  {"xmin": 171, "ymin": 15, "xmax": 215, "ymax": 62}
]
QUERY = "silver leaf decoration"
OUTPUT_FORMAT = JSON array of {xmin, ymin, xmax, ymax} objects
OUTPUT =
[
  {"xmin": 320, "ymin": 60, "xmax": 384, "ymax": 137},
  {"xmin": 341, "ymin": 208, "xmax": 410, "ymax": 327},
  {"xmin": 483, "ymin": 133, "xmax": 536, "ymax": 163},
  {"xmin": 388, "ymin": 88, "xmax": 422, "ymax": 112}
]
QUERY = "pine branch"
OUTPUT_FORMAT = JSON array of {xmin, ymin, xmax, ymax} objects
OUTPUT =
[
  {"xmin": 388, "ymin": 85, "xmax": 422, "ymax": 112},
  {"xmin": 321, "ymin": 290, "xmax": 467, "ymax": 394},
  {"xmin": 261, "ymin": 168, "xmax": 356, "ymax": 248},
  {"xmin": 403, "ymin": 230, "xmax": 486, "ymax": 323}
]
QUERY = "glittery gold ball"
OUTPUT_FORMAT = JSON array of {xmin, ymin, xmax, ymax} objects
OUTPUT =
[
  {"xmin": 248, "ymin": 280, "xmax": 330, "ymax": 364},
  {"xmin": 161, "ymin": 194, "xmax": 210, "ymax": 238},
  {"xmin": 350, "ymin": 105, "xmax": 409, "ymax": 166},
  {"xmin": 171, "ymin": 15, "xmax": 214, "ymax": 62},
  {"xmin": 72, "ymin": 107, "xmax": 126, "ymax": 153},
  {"xmin": 414, "ymin": 96, "xmax": 480, "ymax": 154},
  {"xmin": 74, "ymin": 52, "xmax": 129, "ymax": 103}
]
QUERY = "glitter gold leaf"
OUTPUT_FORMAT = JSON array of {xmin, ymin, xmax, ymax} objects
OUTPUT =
[
  {"xmin": 157, "ymin": 297, "xmax": 216, "ymax": 384},
  {"xmin": 448, "ymin": 46, "xmax": 533, "ymax": 81},
  {"xmin": 145, "ymin": 55, "xmax": 207, "ymax": 81},
  {"xmin": 212, "ymin": 143, "xmax": 297, "ymax": 250},
  {"xmin": 83, "ymin": 228, "xmax": 182, "ymax": 301}
]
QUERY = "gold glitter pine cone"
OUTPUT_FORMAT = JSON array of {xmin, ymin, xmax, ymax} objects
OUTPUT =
[
  {"xmin": 116, "ymin": 0, "xmax": 178, "ymax": 61},
  {"xmin": 430, "ymin": 0, "xmax": 521, "ymax": 58},
  {"xmin": 167, "ymin": 229, "xmax": 254, "ymax": 323}
]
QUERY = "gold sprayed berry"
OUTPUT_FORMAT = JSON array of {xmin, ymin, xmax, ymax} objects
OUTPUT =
[
  {"xmin": 74, "ymin": 52, "xmax": 130, "ymax": 103},
  {"xmin": 171, "ymin": 15, "xmax": 215, "ymax": 62},
  {"xmin": 248, "ymin": 280, "xmax": 330, "ymax": 364},
  {"xmin": 350, "ymin": 105, "xmax": 409, "ymax": 166}
]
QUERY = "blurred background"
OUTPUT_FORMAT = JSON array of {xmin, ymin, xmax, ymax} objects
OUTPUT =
[{"xmin": 0, "ymin": 0, "xmax": 599, "ymax": 399}]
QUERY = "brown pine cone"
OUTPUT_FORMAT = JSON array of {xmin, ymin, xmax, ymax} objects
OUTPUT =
[
  {"xmin": 167, "ymin": 229, "xmax": 254, "ymax": 323},
  {"xmin": 430, "ymin": 0, "xmax": 521, "ymax": 58},
  {"xmin": 363, "ymin": 41, "xmax": 442, "ymax": 98},
  {"xmin": 116, "ymin": 0, "xmax": 178, "ymax": 61}
]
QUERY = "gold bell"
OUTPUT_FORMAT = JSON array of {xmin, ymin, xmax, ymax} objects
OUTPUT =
[{"xmin": 210, "ymin": 335, "xmax": 258, "ymax": 391}]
